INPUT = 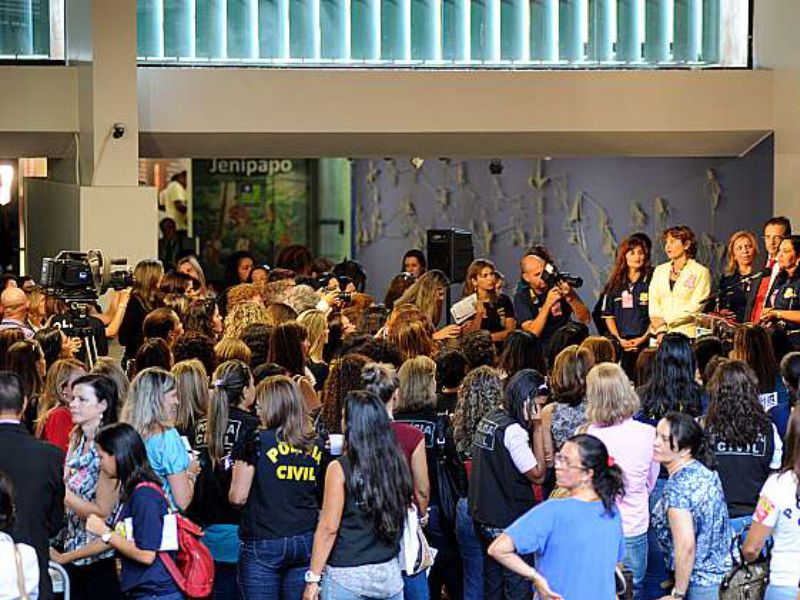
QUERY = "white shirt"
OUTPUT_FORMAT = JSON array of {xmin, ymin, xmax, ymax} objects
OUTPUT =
[
  {"xmin": 162, "ymin": 180, "xmax": 188, "ymax": 231},
  {"xmin": 503, "ymin": 423, "xmax": 537, "ymax": 474},
  {"xmin": 753, "ymin": 471, "xmax": 800, "ymax": 587},
  {"xmin": 0, "ymin": 533, "xmax": 39, "ymax": 600}
]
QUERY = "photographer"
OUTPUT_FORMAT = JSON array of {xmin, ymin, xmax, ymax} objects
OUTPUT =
[{"xmin": 513, "ymin": 247, "xmax": 590, "ymax": 353}]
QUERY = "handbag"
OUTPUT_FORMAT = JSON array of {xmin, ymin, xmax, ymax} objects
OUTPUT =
[
  {"xmin": 719, "ymin": 525, "xmax": 770, "ymax": 600},
  {"xmin": 14, "ymin": 544, "xmax": 30, "ymax": 600},
  {"xmin": 399, "ymin": 505, "xmax": 435, "ymax": 576},
  {"xmin": 433, "ymin": 414, "xmax": 459, "ymax": 526}
]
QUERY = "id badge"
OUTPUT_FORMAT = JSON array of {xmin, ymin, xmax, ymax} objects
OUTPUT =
[{"xmin": 621, "ymin": 291, "xmax": 634, "ymax": 309}]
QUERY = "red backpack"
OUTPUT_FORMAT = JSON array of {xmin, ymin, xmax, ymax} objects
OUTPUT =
[{"xmin": 135, "ymin": 482, "xmax": 215, "ymax": 599}]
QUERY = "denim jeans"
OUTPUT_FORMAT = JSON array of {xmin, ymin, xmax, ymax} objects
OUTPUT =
[
  {"xmin": 729, "ymin": 515, "xmax": 752, "ymax": 537},
  {"xmin": 214, "ymin": 561, "xmax": 241, "ymax": 599},
  {"xmin": 238, "ymin": 532, "xmax": 314, "ymax": 600},
  {"xmin": 131, "ymin": 592, "xmax": 185, "ymax": 600},
  {"xmin": 425, "ymin": 504, "xmax": 463, "ymax": 600},
  {"xmin": 454, "ymin": 497, "xmax": 484, "ymax": 600},
  {"xmin": 686, "ymin": 583, "xmax": 719, "ymax": 600},
  {"xmin": 644, "ymin": 478, "xmax": 669, "ymax": 600},
  {"xmin": 321, "ymin": 576, "xmax": 404, "ymax": 600},
  {"xmin": 402, "ymin": 570, "xmax": 430, "ymax": 600},
  {"xmin": 476, "ymin": 522, "xmax": 535, "ymax": 600},
  {"xmin": 765, "ymin": 584, "xmax": 800, "ymax": 600},
  {"xmin": 623, "ymin": 532, "xmax": 648, "ymax": 600}
]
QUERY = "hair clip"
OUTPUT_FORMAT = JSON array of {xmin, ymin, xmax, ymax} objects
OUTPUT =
[
  {"xmin": 213, "ymin": 379, "xmax": 224, "ymax": 388},
  {"xmin": 607, "ymin": 456, "xmax": 615, "ymax": 467}
]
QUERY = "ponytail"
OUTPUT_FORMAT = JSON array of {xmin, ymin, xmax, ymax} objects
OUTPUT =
[
  {"xmin": 569, "ymin": 433, "xmax": 625, "ymax": 514},
  {"xmin": 207, "ymin": 359, "xmax": 252, "ymax": 465}
]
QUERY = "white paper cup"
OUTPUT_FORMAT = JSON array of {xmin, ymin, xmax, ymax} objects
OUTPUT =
[{"xmin": 329, "ymin": 434, "xmax": 344, "ymax": 456}]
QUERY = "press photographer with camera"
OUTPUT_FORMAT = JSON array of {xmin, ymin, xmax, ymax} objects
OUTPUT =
[{"xmin": 513, "ymin": 246, "xmax": 590, "ymax": 353}]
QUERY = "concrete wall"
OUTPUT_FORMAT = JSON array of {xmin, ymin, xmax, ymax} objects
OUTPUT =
[{"xmin": 354, "ymin": 138, "xmax": 774, "ymax": 308}]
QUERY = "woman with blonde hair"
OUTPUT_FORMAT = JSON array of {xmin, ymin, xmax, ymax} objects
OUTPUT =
[
  {"xmin": 223, "ymin": 302, "xmax": 269, "ymax": 340},
  {"xmin": 714, "ymin": 230, "xmax": 759, "ymax": 323},
  {"xmin": 584, "ymin": 362, "xmax": 658, "ymax": 599},
  {"xmin": 188, "ymin": 359, "xmax": 257, "ymax": 597},
  {"xmin": 123, "ymin": 367, "xmax": 198, "ymax": 511},
  {"xmin": 35, "ymin": 358, "xmax": 86, "ymax": 451},
  {"xmin": 229, "ymin": 375, "xmax": 322, "ymax": 599},
  {"xmin": 395, "ymin": 356, "xmax": 462, "ymax": 599},
  {"xmin": 119, "ymin": 259, "xmax": 164, "ymax": 364},
  {"xmin": 171, "ymin": 359, "xmax": 209, "ymax": 440},
  {"xmin": 298, "ymin": 309, "xmax": 329, "ymax": 390},
  {"xmin": 215, "ymin": 338, "xmax": 253, "ymax": 365},
  {"xmin": 394, "ymin": 269, "xmax": 461, "ymax": 340}
]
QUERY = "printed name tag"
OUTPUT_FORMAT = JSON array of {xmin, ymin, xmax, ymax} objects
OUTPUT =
[
  {"xmin": 621, "ymin": 291, "xmax": 634, "ymax": 309},
  {"xmin": 758, "ymin": 392, "xmax": 778, "ymax": 413},
  {"xmin": 120, "ymin": 513, "xmax": 179, "ymax": 551}
]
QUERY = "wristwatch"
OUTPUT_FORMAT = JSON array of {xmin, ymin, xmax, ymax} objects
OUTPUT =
[
  {"xmin": 101, "ymin": 531, "xmax": 113, "ymax": 544},
  {"xmin": 304, "ymin": 570, "xmax": 321, "ymax": 584},
  {"xmin": 670, "ymin": 589, "xmax": 686, "ymax": 599}
]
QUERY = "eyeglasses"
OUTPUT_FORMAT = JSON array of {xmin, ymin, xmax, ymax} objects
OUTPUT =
[{"xmin": 554, "ymin": 454, "xmax": 587, "ymax": 471}]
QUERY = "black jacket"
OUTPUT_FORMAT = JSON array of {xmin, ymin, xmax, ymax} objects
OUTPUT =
[{"xmin": 0, "ymin": 422, "xmax": 65, "ymax": 600}]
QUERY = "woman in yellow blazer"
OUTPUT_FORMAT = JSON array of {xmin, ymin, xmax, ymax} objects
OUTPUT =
[{"xmin": 648, "ymin": 225, "xmax": 711, "ymax": 338}]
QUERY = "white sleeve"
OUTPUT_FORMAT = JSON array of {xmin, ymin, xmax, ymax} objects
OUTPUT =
[
  {"xmin": 770, "ymin": 424, "xmax": 783, "ymax": 470},
  {"xmin": 503, "ymin": 423, "xmax": 537, "ymax": 475}
]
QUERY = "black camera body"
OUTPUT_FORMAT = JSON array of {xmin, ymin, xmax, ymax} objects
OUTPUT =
[
  {"xmin": 540, "ymin": 262, "xmax": 583, "ymax": 290},
  {"xmin": 40, "ymin": 250, "xmax": 133, "ymax": 301}
]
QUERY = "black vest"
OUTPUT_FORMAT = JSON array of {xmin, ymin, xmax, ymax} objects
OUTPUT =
[
  {"xmin": 468, "ymin": 407, "xmax": 536, "ymax": 528},
  {"xmin": 239, "ymin": 429, "xmax": 322, "ymax": 541},
  {"xmin": 328, "ymin": 456, "xmax": 401, "ymax": 567},
  {"xmin": 713, "ymin": 427, "xmax": 774, "ymax": 518}
]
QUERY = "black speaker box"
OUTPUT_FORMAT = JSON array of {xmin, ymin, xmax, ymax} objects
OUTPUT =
[{"xmin": 426, "ymin": 228, "xmax": 474, "ymax": 284}]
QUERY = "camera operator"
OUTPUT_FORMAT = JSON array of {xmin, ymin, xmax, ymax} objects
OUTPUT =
[
  {"xmin": 513, "ymin": 246, "xmax": 590, "ymax": 353},
  {"xmin": 46, "ymin": 298, "xmax": 109, "ymax": 364}
]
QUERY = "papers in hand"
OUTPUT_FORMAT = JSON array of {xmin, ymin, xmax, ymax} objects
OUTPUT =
[{"xmin": 451, "ymin": 294, "xmax": 478, "ymax": 324}]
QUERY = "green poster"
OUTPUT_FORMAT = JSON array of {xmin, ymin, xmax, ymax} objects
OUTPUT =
[{"xmin": 192, "ymin": 158, "xmax": 310, "ymax": 282}]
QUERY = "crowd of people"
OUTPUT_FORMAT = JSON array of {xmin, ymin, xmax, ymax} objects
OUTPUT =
[{"xmin": 0, "ymin": 218, "xmax": 798, "ymax": 600}]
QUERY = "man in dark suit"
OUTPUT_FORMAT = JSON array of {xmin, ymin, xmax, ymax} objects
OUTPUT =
[{"xmin": 0, "ymin": 371, "xmax": 64, "ymax": 600}]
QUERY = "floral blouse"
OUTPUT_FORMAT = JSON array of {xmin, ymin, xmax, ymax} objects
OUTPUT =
[
  {"xmin": 550, "ymin": 401, "xmax": 587, "ymax": 450},
  {"xmin": 64, "ymin": 435, "xmax": 114, "ymax": 565},
  {"xmin": 651, "ymin": 460, "xmax": 733, "ymax": 587}
]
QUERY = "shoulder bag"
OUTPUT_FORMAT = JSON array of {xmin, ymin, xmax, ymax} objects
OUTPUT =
[{"xmin": 719, "ymin": 525, "xmax": 770, "ymax": 600}]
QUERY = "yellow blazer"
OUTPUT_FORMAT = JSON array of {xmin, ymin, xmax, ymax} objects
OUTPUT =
[{"xmin": 648, "ymin": 258, "xmax": 711, "ymax": 338}]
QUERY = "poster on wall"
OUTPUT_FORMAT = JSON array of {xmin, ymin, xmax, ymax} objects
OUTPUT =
[{"xmin": 192, "ymin": 158, "xmax": 311, "ymax": 284}]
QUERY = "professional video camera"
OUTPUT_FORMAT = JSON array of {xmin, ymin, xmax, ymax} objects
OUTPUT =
[
  {"xmin": 540, "ymin": 262, "xmax": 584, "ymax": 290},
  {"xmin": 40, "ymin": 250, "xmax": 133, "ymax": 302}
]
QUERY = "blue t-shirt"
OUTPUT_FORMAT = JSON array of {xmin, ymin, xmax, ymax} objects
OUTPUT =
[
  {"xmin": 506, "ymin": 498, "xmax": 624, "ymax": 600},
  {"xmin": 145, "ymin": 428, "xmax": 190, "ymax": 509},
  {"xmin": 651, "ymin": 460, "xmax": 733, "ymax": 587},
  {"xmin": 117, "ymin": 485, "xmax": 179, "ymax": 595}
]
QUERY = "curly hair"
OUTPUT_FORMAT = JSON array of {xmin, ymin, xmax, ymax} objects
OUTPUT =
[
  {"xmin": 706, "ymin": 359, "xmax": 772, "ymax": 448},
  {"xmin": 452, "ymin": 366, "xmax": 503, "ymax": 455},
  {"xmin": 319, "ymin": 353, "xmax": 370, "ymax": 435},
  {"xmin": 226, "ymin": 283, "xmax": 262, "ymax": 312},
  {"xmin": 240, "ymin": 322, "xmax": 272, "ymax": 368},
  {"xmin": 223, "ymin": 302, "xmax": 269, "ymax": 340},
  {"xmin": 183, "ymin": 298, "xmax": 219, "ymax": 339},
  {"xmin": 280, "ymin": 284, "xmax": 319, "ymax": 315},
  {"xmin": 461, "ymin": 330, "xmax": 495, "ymax": 370}
]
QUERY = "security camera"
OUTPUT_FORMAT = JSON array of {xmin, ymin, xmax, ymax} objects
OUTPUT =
[{"xmin": 112, "ymin": 123, "xmax": 125, "ymax": 139}]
